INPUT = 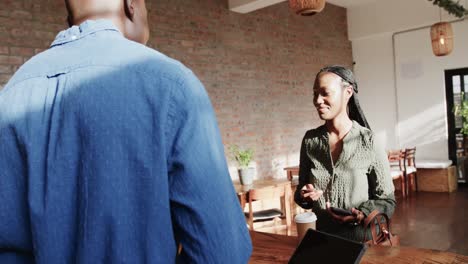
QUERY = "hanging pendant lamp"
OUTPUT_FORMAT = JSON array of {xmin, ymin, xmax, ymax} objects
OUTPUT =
[
  {"xmin": 289, "ymin": 0, "xmax": 326, "ymax": 16},
  {"xmin": 430, "ymin": 7, "xmax": 454, "ymax": 57},
  {"xmin": 430, "ymin": 22, "xmax": 454, "ymax": 56}
]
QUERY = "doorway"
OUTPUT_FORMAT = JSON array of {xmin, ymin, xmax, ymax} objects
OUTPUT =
[{"xmin": 445, "ymin": 67, "xmax": 468, "ymax": 183}]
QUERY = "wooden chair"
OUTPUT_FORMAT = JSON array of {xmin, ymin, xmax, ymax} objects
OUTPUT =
[
  {"xmin": 247, "ymin": 182, "xmax": 292, "ymax": 231},
  {"xmin": 284, "ymin": 166, "xmax": 299, "ymax": 181},
  {"xmin": 284, "ymin": 166, "xmax": 302, "ymax": 218},
  {"xmin": 403, "ymin": 147, "xmax": 418, "ymax": 194},
  {"xmin": 388, "ymin": 149, "xmax": 406, "ymax": 198}
]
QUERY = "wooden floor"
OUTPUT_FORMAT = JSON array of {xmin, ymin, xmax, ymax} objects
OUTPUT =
[
  {"xmin": 392, "ymin": 184, "xmax": 468, "ymax": 255},
  {"xmin": 254, "ymin": 184, "xmax": 468, "ymax": 256}
]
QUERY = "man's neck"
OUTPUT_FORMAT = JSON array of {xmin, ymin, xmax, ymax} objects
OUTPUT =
[{"xmin": 72, "ymin": 15, "xmax": 126, "ymax": 35}]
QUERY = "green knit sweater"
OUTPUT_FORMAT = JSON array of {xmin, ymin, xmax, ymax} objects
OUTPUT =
[{"xmin": 294, "ymin": 121, "xmax": 396, "ymax": 242}]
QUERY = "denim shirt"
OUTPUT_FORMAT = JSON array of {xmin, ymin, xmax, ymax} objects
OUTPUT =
[{"xmin": 0, "ymin": 20, "xmax": 252, "ymax": 263}]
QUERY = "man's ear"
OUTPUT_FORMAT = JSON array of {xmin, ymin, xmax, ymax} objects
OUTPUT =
[
  {"xmin": 67, "ymin": 15, "xmax": 73, "ymax": 27},
  {"xmin": 124, "ymin": 0, "xmax": 135, "ymax": 21},
  {"xmin": 64, "ymin": 0, "xmax": 74, "ymax": 27}
]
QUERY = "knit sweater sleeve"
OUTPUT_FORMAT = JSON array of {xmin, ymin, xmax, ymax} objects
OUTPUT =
[
  {"xmin": 357, "ymin": 134, "xmax": 396, "ymax": 217},
  {"xmin": 294, "ymin": 132, "xmax": 314, "ymax": 209}
]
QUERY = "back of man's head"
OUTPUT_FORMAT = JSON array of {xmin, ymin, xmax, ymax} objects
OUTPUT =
[
  {"xmin": 64, "ymin": 0, "xmax": 149, "ymax": 44},
  {"xmin": 65, "ymin": 0, "xmax": 123, "ymax": 25}
]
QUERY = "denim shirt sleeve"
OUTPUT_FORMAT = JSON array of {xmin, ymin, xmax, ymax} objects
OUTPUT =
[
  {"xmin": 165, "ymin": 70, "xmax": 252, "ymax": 263},
  {"xmin": 0, "ymin": 86, "xmax": 34, "ymax": 262}
]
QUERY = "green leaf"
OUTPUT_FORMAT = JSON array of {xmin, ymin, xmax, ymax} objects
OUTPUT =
[
  {"xmin": 428, "ymin": 0, "xmax": 468, "ymax": 18},
  {"xmin": 229, "ymin": 145, "xmax": 254, "ymax": 169}
]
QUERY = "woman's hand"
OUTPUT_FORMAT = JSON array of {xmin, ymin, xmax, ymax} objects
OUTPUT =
[
  {"xmin": 300, "ymin": 184, "xmax": 323, "ymax": 201},
  {"xmin": 326, "ymin": 202, "xmax": 365, "ymax": 226}
]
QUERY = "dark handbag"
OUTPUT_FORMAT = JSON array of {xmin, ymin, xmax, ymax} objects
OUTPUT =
[{"xmin": 362, "ymin": 210, "xmax": 400, "ymax": 246}]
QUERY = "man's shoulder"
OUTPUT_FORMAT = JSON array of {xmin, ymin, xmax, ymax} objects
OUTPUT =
[
  {"xmin": 5, "ymin": 40, "xmax": 193, "ymax": 90},
  {"xmin": 109, "ymin": 41, "xmax": 195, "ymax": 84}
]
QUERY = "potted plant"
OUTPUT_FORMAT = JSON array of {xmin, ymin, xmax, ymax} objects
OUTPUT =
[
  {"xmin": 230, "ymin": 145, "xmax": 254, "ymax": 185},
  {"xmin": 454, "ymin": 91, "xmax": 468, "ymax": 134}
]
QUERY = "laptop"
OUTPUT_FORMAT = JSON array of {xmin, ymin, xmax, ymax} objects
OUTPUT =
[{"xmin": 289, "ymin": 229, "xmax": 368, "ymax": 264}]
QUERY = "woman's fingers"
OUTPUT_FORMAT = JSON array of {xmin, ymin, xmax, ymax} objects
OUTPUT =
[
  {"xmin": 302, "ymin": 189, "xmax": 323, "ymax": 201},
  {"xmin": 351, "ymin": 208, "xmax": 365, "ymax": 223},
  {"xmin": 309, "ymin": 189, "xmax": 323, "ymax": 201}
]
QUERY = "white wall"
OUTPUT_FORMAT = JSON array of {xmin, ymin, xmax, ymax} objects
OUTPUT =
[
  {"xmin": 349, "ymin": 0, "xmax": 468, "ymax": 160},
  {"xmin": 395, "ymin": 20, "xmax": 468, "ymax": 159},
  {"xmin": 352, "ymin": 32, "xmax": 397, "ymax": 149},
  {"xmin": 348, "ymin": 0, "xmax": 458, "ymax": 40}
]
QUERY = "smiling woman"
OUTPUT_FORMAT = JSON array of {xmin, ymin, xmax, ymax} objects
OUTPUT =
[{"xmin": 294, "ymin": 65, "xmax": 396, "ymax": 242}]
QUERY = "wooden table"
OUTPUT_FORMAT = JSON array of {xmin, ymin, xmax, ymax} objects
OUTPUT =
[
  {"xmin": 284, "ymin": 166, "xmax": 299, "ymax": 181},
  {"xmin": 249, "ymin": 231, "xmax": 468, "ymax": 264}
]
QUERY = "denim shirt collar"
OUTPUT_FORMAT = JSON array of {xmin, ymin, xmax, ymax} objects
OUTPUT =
[{"xmin": 51, "ymin": 19, "xmax": 121, "ymax": 47}]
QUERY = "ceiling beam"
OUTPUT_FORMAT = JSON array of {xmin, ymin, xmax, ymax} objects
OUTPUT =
[{"xmin": 228, "ymin": 0, "xmax": 287, "ymax": 14}]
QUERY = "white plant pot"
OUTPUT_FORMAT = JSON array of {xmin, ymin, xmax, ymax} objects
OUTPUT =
[{"xmin": 239, "ymin": 167, "xmax": 254, "ymax": 185}]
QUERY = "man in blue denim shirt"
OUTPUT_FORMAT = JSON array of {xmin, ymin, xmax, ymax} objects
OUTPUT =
[{"xmin": 0, "ymin": 0, "xmax": 252, "ymax": 263}]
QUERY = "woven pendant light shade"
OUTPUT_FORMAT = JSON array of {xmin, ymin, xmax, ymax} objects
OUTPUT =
[
  {"xmin": 430, "ymin": 22, "xmax": 454, "ymax": 56},
  {"xmin": 289, "ymin": 0, "xmax": 326, "ymax": 16}
]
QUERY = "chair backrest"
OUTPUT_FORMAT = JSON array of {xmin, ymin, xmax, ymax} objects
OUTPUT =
[
  {"xmin": 247, "ymin": 182, "xmax": 292, "ymax": 230},
  {"xmin": 404, "ymin": 147, "xmax": 416, "ymax": 167},
  {"xmin": 249, "ymin": 183, "xmax": 290, "ymax": 202},
  {"xmin": 387, "ymin": 149, "xmax": 404, "ymax": 170}
]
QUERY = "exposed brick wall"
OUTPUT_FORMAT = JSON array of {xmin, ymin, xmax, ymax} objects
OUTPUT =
[
  {"xmin": 0, "ymin": 1, "xmax": 66, "ymax": 85},
  {"xmin": 0, "ymin": 0, "xmax": 352, "ymax": 180}
]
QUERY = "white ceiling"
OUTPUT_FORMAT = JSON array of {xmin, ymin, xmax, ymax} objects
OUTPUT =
[{"xmin": 228, "ymin": 0, "xmax": 380, "ymax": 14}]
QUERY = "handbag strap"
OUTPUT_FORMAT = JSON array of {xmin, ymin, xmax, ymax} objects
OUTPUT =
[
  {"xmin": 362, "ymin": 210, "xmax": 380, "ymax": 228},
  {"xmin": 362, "ymin": 210, "xmax": 392, "ymax": 244}
]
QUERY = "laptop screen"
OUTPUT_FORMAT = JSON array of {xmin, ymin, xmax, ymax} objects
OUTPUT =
[{"xmin": 289, "ymin": 229, "xmax": 368, "ymax": 264}]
